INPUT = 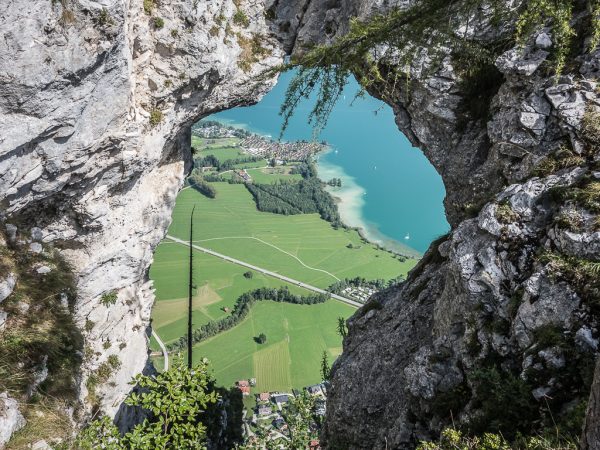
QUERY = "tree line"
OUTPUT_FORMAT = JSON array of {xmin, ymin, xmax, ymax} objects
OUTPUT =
[
  {"xmin": 194, "ymin": 154, "xmax": 262, "ymax": 172},
  {"xmin": 167, "ymin": 287, "xmax": 329, "ymax": 352},
  {"xmin": 245, "ymin": 178, "xmax": 342, "ymax": 225},
  {"xmin": 188, "ymin": 172, "xmax": 217, "ymax": 198},
  {"xmin": 289, "ymin": 161, "xmax": 317, "ymax": 178}
]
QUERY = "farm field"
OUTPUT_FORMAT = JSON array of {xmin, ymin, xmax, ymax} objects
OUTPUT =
[
  {"xmin": 166, "ymin": 183, "xmax": 416, "ymax": 289},
  {"xmin": 196, "ymin": 145, "xmax": 246, "ymax": 162},
  {"xmin": 245, "ymin": 166, "xmax": 303, "ymax": 184},
  {"xmin": 191, "ymin": 300, "xmax": 353, "ymax": 393},
  {"xmin": 150, "ymin": 140, "xmax": 418, "ymax": 394},
  {"xmin": 149, "ymin": 242, "xmax": 312, "ymax": 350},
  {"xmin": 191, "ymin": 136, "xmax": 241, "ymax": 152}
]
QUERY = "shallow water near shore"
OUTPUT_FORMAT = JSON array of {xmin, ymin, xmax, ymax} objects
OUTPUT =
[{"xmin": 210, "ymin": 71, "xmax": 449, "ymax": 254}]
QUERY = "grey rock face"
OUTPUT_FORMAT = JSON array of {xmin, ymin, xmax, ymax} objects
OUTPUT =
[
  {"xmin": 535, "ymin": 32, "xmax": 552, "ymax": 50},
  {"xmin": 0, "ymin": 392, "xmax": 26, "ymax": 447},
  {"xmin": 0, "ymin": 0, "xmax": 284, "ymax": 426},
  {"xmin": 5, "ymin": 225, "xmax": 17, "ymax": 243},
  {"xmin": 1, "ymin": 0, "xmax": 599, "ymax": 447},
  {"xmin": 30, "ymin": 227, "xmax": 43, "ymax": 242},
  {"xmin": 35, "ymin": 266, "xmax": 52, "ymax": 275},
  {"xmin": 29, "ymin": 242, "xmax": 43, "ymax": 254},
  {"xmin": 274, "ymin": 2, "xmax": 600, "ymax": 448},
  {"xmin": 31, "ymin": 441, "xmax": 53, "ymax": 450},
  {"xmin": 582, "ymin": 358, "xmax": 600, "ymax": 450},
  {"xmin": 0, "ymin": 273, "xmax": 16, "ymax": 303}
]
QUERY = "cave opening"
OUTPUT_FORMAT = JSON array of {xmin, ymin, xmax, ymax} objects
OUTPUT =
[
  {"xmin": 206, "ymin": 70, "xmax": 450, "ymax": 254},
  {"xmin": 147, "ymin": 70, "xmax": 449, "ymax": 443}
]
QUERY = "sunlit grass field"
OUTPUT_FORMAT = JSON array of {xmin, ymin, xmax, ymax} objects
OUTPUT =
[
  {"xmin": 150, "ymin": 149, "xmax": 417, "ymax": 393},
  {"xmin": 149, "ymin": 243, "xmax": 312, "ymax": 348},
  {"xmin": 191, "ymin": 300, "xmax": 353, "ymax": 392},
  {"xmin": 246, "ymin": 166, "xmax": 303, "ymax": 184},
  {"xmin": 166, "ymin": 184, "xmax": 416, "ymax": 289}
]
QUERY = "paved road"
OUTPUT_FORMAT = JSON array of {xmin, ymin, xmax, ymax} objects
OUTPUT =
[
  {"xmin": 152, "ymin": 329, "xmax": 169, "ymax": 371},
  {"xmin": 165, "ymin": 234, "xmax": 363, "ymax": 308},
  {"xmin": 195, "ymin": 236, "xmax": 340, "ymax": 281}
]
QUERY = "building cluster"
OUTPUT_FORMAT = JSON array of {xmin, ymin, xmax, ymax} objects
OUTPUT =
[
  {"xmin": 235, "ymin": 169, "xmax": 252, "ymax": 182},
  {"xmin": 341, "ymin": 285, "xmax": 377, "ymax": 303},
  {"xmin": 236, "ymin": 378, "xmax": 255, "ymax": 395},
  {"xmin": 240, "ymin": 136, "xmax": 326, "ymax": 162},
  {"xmin": 193, "ymin": 121, "xmax": 250, "ymax": 139},
  {"xmin": 194, "ymin": 122, "xmax": 327, "ymax": 162},
  {"xmin": 236, "ymin": 379, "xmax": 328, "ymax": 449}
]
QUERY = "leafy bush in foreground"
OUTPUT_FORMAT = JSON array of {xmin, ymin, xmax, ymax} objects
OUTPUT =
[
  {"xmin": 77, "ymin": 358, "xmax": 219, "ymax": 449},
  {"xmin": 417, "ymin": 428, "xmax": 578, "ymax": 450}
]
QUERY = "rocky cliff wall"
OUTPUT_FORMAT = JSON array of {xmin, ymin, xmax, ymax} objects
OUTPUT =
[
  {"xmin": 1, "ymin": 0, "xmax": 599, "ymax": 448},
  {"xmin": 0, "ymin": 0, "xmax": 284, "ymax": 440},
  {"xmin": 277, "ymin": 0, "xmax": 600, "ymax": 448}
]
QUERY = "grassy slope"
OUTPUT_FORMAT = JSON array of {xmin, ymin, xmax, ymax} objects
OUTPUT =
[
  {"xmin": 149, "ymin": 243, "xmax": 312, "ymax": 348},
  {"xmin": 191, "ymin": 136, "xmax": 241, "ymax": 152},
  {"xmin": 246, "ymin": 166, "xmax": 303, "ymax": 184},
  {"xmin": 166, "ymin": 184, "xmax": 416, "ymax": 289},
  {"xmin": 151, "ymin": 144, "xmax": 417, "ymax": 392},
  {"xmin": 191, "ymin": 300, "xmax": 353, "ymax": 392}
]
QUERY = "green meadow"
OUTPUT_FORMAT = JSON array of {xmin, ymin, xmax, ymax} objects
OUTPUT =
[
  {"xmin": 246, "ymin": 166, "xmax": 303, "ymax": 184},
  {"xmin": 149, "ymin": 242, "xmax": 312, "ymax": 349},
  {"xmin": 150, "ymin": 141, "xmax": 418, "ymax": 393},
  {"xmin": 191, "ymin": 136, "xmax": 241, "ymax": 153},
  {"xmin": 192, "ymin": 300, "xmax": 352, "ymax": 393},
  {"xmin": 166, "ymin": 184, "xmax": 416, "ymax": 289}
]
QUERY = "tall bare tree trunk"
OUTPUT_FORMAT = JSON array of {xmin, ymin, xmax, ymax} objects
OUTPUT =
[{"xmin": 582, "ymin": 357, "xmax": 600, "ymax": 450}]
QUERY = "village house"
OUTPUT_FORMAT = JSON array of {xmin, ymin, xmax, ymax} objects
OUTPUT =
[
  {"xmin": 239, "ymin": 135, "xmax": 325, "ymax": 161},
  {"xmin": 306, "ymin": 384, "xmax": 324, "ymax": 397},
  {"xmin": 236, "ymin": 380, "xmax": 250, "ymax": 396},
  {"xmin": 257, "ymin": 405, "xmax": 272, "ymax": 417},
  {"xmin": 309, "ymin": 439, "xmax": 321, "ymax": 450},
  {"xmin": 272, "ymin": 394, "xmax": 290, "ymax": 408},
  {"xmin": 257, "ymin": 392, "xmax": 270, "ymax": 402},
  {"xmin": 236, "ymin": 169, "xmax": 251, "ymax": 182}
]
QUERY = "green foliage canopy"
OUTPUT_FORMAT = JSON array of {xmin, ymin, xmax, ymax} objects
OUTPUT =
[{"xmin": 77, "ymin": 358, "xmax": 219, "ymax": 449}]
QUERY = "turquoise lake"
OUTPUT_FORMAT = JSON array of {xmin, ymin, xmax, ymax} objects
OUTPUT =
[{"xmin": 209, "ymin": 71, "xmax": 449, "ymax": 254}]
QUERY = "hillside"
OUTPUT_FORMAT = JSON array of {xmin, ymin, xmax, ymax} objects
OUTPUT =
[{"xmin": 0, "ymin": 0, "xmax": 599, "ymax": 448}]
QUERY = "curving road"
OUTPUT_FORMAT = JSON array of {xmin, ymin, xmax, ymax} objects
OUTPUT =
[
  {"xmin": 152, "ymin": 329, "xmax": 169, "ymax": 371},
  {"xmin": 195, "ymin": 236, "xmax": 340, "ymax": 281},
  {"xmin": 165, "ymin": 234, "xmax": 362, "ymax": 308}
]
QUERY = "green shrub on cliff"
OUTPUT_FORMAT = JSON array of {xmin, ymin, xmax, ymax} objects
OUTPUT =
[
  {"xmin": 0, "ymin": 226, "xmax": 83, "ymax": 446},
  {"xmin": 77, "ymin": 358, "xmax": 219, "ymax": 449},
  {"xmin": 100, "ymin": 290, "xmax": 118, "ymax": 306},
  {"xmin": 417, "ymin": 428, "xmax": 578, "ymax": 450}
]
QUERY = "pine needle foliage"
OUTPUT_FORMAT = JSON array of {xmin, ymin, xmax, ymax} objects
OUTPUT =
[
  {"xmin": 272, "ymin": 0, "xmax": 600, "ymax": 136},
  {"xmin": 515, "ymin": 0, "xmax": 577, "ymax": 78}
]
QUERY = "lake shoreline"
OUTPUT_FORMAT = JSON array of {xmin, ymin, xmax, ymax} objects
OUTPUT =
[
  {"xmin": 206, "ymin": 117, "xmax": 424, "ymax": 258},
  {"xmin": 315, "ymin": 148, "xmax": 422, "ymax": 258}
]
